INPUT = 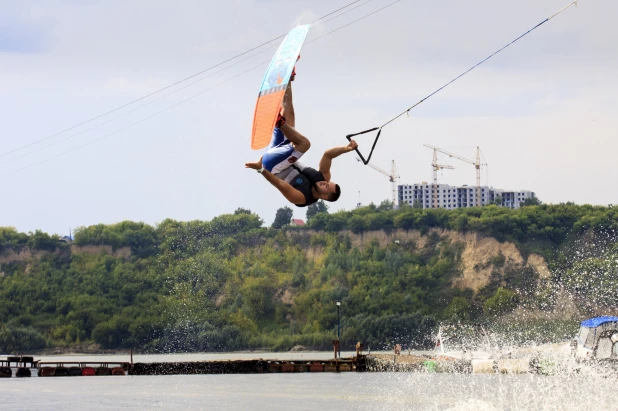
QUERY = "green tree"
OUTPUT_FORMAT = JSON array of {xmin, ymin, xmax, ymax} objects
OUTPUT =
[
  {"xmin": 234, "ymin": 208, "xmax": 253, "ymax": 215},
  {"xmin": 378, "ymin": 200, "xmax": 393, "ymax": 211},
  {"xmin": 27, "ymin": 230, "xmax": 60, "ymax": 251},
  {"xmin": 483, "ymin": 287, "xmax": 518, "ymax": 316},
  {"xmin": 0, "ymin": 227, "xmax": 29, "ymax": 252},
  {"xmin": 522, "ymin": 197, "xmax": 541, "ymax": 206},
  {"xmin": 443, "ymin": 297, "xmax": 472, "ymax": 321},
  {"xmin": 306, "ymin": 200, "xmax": 329, "ymax": 221},
  {"xmin": 272, "ymin": 207, "xmax": 294, "ymax": 229},
  {"xmin": 348, "ymin": 215, "xmax": 366, "ymax": 234}
]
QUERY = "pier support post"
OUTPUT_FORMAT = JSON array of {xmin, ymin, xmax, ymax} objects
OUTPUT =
[{"xmin": 332, "ymin": 340, "xmax": 340, "ymax": 361}]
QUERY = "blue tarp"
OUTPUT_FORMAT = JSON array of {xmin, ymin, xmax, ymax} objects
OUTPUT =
[{"xmin": 581, "ymin": 316, "xmax": 618, "ymax": 328}]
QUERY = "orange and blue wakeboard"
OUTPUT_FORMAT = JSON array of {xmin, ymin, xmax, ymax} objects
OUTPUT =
[{"xmin": 251, "ymin": 24, "xmax": 310, "ymax": 150}]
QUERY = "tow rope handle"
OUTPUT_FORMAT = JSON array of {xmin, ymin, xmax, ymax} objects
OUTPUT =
[{"xmin": 346, "ymin": 127, "xmax": 381, "ymax": 165}]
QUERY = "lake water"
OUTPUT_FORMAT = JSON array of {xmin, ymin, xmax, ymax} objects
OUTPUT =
[{"xmin": 1, "ymin": 353, "xmax": 616, "ymax": 410}]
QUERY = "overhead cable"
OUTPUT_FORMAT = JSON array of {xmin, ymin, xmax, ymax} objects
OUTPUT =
[
  {"xmin": 1, "ymin": 0, "xmax": 405, "ymax": 176},
  {"xmin": 0, "ymin": 0, "xmax": 374, "ymax": 158}
]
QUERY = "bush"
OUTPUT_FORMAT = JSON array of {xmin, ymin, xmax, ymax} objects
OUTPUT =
[
  {"xmin": 483, "ymin": 287, "xmax": 518, "ymax": 316},
  {"xmin": 0, "ymin": 326, "xmax": 47, "ymax": 352}
]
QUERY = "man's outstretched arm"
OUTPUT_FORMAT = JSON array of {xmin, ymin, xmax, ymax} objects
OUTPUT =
[
  {"xmin": 318, "ymin": 140, "xmax": 358, "ymax": 182},
  {"xmin": 245, "ymin": 161, "xmax": 306, "ymax": 205},
  {"xmin": 261, "ymin": 170, "xmax": 306, "ymax": 204}
]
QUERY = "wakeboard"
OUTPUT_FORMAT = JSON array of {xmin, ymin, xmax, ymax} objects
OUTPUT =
[{"xmin": 251, "ymin": 24, "xmax": 310, "ymax": 150}]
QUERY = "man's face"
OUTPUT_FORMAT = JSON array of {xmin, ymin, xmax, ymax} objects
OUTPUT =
[{"xmin": 316, "ymin": 181, "xmax": 337, "ymax": 195}]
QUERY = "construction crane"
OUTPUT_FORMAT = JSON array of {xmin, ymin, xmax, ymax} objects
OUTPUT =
[
  {"xmin": 429, "ymin": 148, "xmax": 455, "ymax": 209},
  {"xmin": 356, "ymin": 158, "xmax": 400, "ymax": 208},
  {"xmin": 423, "ymin": 144, "xmax": 483, "ymax": 207}
]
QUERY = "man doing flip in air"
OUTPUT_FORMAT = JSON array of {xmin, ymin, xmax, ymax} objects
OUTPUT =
[{"xmin": 245, "ymin": 67, "xmax": 357, "ymax": 207}]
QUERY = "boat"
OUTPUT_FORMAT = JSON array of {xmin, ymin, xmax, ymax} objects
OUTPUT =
[{"xmin": 571, "ymin": 316, "xmax": 618, "ymax": 361}]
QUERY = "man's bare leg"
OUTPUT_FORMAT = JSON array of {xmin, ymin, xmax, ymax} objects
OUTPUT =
[
  {"xmin": 279, "ymin": 123, "xmax": 310, "ymax": 153},
  {"xmin": 279, "ymin": 83, "xmax": 310, "ymax": 153},
  {"xmin": 281, "ymin": 83, "xmax": 295, "ymax": 128}
]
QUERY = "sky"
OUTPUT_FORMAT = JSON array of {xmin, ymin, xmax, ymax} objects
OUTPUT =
[{"xmin": 1, "ymin": 0, "xmax": 616, "ymax": 236}]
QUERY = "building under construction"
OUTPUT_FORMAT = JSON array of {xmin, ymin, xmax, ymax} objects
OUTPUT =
[
  {"xmin": 392, "ymin": 144, "xmax": 536, "ymax": 210},
  {"xmin": 398, "ymin": 183, "xmax": 536, "ymax": 210},
  {"xmin": 363, "ymin": 145, "xmax": 535, "ymax": 210}
]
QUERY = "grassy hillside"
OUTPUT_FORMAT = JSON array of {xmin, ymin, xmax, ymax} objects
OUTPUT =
[{"xmin": 1, "ymin": 203, "xmax": 616, "ymax": 353}]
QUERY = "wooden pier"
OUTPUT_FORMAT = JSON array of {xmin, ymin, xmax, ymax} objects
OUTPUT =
[
  {"xmin": 130, "ymin": 357, "xmax": 365, "ymax": 375},
  {"xmin": 38, "ymin": 362, "xmax": 129, "ymax": 376},
  {"xmin": 1, "ymin": 356, "xmax": 38, "ymax": 378},
  {"xmin": 0, "ymin": 356, "xmax": 367, "ymax": 377}
]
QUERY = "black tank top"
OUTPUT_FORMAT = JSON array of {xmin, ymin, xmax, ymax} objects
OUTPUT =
[{"xmin": 290, "ymin": 166, "xmax": 325, "ymax": 207}]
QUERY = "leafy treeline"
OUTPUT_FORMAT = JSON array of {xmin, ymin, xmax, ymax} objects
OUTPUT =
[
  {"xmin": 0, "ymin": 227, "xmax": 65, "ymax": 253},
  {"xmin": 1, "ymin": 203, "xmax": 616, "ymax": 353},
  {"xmin": 309, "ymin": 201, "xmax": 617, "ymax": 245}
]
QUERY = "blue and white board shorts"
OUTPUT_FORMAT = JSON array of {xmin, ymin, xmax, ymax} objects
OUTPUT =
[{"xmin": 262, "ymin": 127, "xmax": 304, "ymax": 174}]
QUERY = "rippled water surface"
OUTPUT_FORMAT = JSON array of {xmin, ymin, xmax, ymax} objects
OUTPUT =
[{"xmin": 1, "ymin": 353, "xmax": 616, "ymax": 410}]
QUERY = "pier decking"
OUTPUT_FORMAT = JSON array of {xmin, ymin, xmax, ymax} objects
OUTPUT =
[{"xmin": 0, "ymin": 356, "xmax": 367, "ymax": 377}]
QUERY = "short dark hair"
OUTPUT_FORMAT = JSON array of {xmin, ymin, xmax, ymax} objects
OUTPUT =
[{"xmin": 327, "ymin": 184, "xmax": 341, "ymax": 202}]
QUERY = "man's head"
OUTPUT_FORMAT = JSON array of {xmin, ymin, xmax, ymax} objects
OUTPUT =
[{"xmin": 314, "ymin": 181, "xmax": 341, "ymax": 202}]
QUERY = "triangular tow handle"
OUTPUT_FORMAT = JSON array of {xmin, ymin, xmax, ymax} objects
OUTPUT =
[{"xmin": 346, "ymin": 127, "xmax": 381, "ymax": 165}]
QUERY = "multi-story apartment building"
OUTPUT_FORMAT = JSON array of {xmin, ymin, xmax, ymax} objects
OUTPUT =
[
  {"xmin": 498, "ymin": 190, "xmax": 536, "ymax": 209},
  {"xmin": 398, "ymin": 183, "xmax": 535, "ymax": 210}
]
